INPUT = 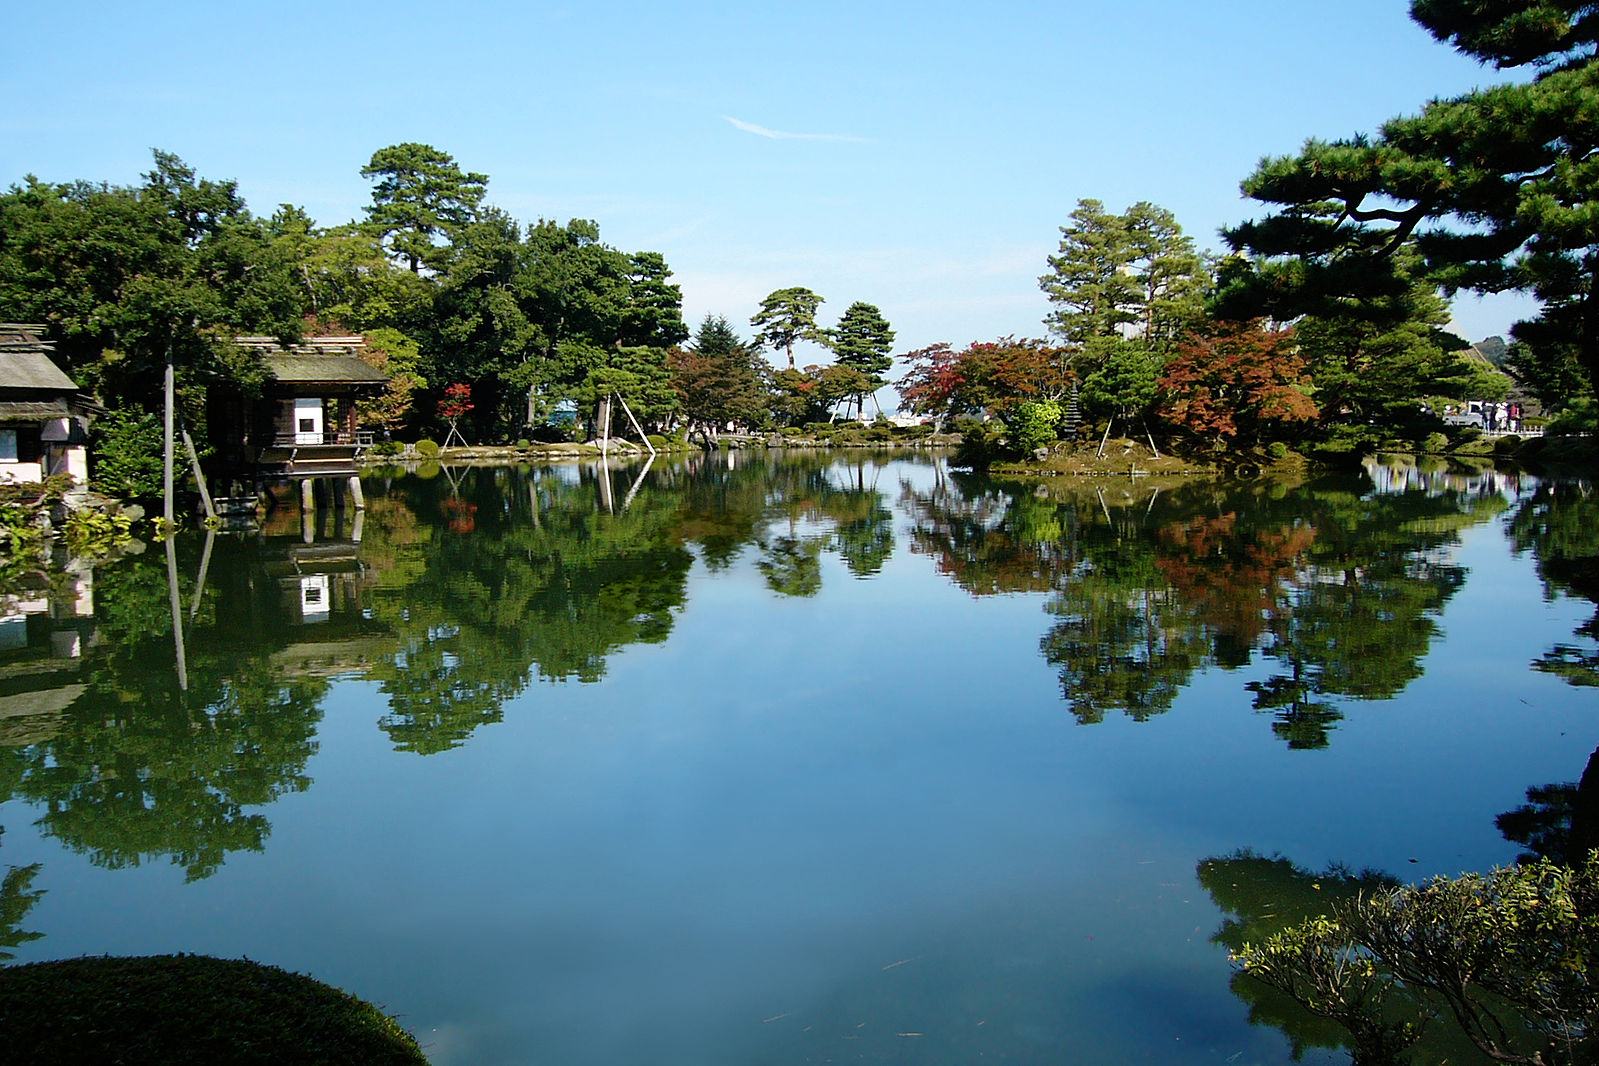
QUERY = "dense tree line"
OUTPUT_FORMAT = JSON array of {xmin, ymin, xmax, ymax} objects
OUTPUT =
[
  {"xmin": 0, "ymin": 145, "xmax": 902, "ymax": 459},
  {"xmin": 5, "ymin": 0, "xmax": 1590, "ymax": 464},
  {"xmin": 900, "ymin": 190, "xmax": 1515, "ymax": 461},
  {"xmin": 901, "ymin": 0, "xmax": 1599, "ymax": 460}
]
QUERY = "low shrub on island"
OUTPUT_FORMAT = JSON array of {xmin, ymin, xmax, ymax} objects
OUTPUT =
[{"xmin": 0, "ymin": 954, "xmax": 428, "ymax": 1065}]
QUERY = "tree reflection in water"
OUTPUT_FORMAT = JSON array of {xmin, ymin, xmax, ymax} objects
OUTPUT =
[
  {"xmin": 0, "ymin": 455, "xmax": 917, "ymax": 886},
  {"xmin": 903, "ymin": 469, "xmax": 1509, "ymax": 745}
]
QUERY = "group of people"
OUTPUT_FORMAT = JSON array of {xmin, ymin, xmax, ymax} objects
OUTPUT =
[
  {"xmin": 1441, "ymin": 400, "xmax": 1524, "ymax": 433},
  {"xmin": 1482, "ymin": 401, "xmax": 1522, "ymax": 433}
]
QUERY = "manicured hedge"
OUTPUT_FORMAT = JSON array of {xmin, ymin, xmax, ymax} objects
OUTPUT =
[{"xmin": 0, "ymin": 954, "xmax": 428, "ymax": 1065}]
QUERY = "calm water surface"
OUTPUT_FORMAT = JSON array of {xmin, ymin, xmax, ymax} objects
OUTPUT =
[{"xmin": 2, "ymin": 452, "xmax": 1596, "ymax": 1064}]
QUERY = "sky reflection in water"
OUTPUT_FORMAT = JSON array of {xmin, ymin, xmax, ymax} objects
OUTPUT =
[{"xmin": 1, "ymin": 454, "xmax": 1595, "ymax": 1065}]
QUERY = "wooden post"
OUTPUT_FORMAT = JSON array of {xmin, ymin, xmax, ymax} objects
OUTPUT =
[
  {"xmin": 165, "ymin": 536, "xmax": 187, "ymax": 692},
  {"xmin": 190, "ymin": 530, "xmax": 215, "ymax": 621},
  {"xmin": 616, "ymin": 393, "xmax": 657, "ymax": 457},
  {"xmin": 163, "ymin": 362, "xmax": 175, "ymax": 525},
  {"xmin": 180, "ymin": 427, "xmax": 216, "ymax": 521},
  {"xmin": 598, "ymin": 461, "xmax": 614, "ymax": 514},
  {"xmin": 301, "ymin": 479, "xmax": 316, "ymax": 544}
]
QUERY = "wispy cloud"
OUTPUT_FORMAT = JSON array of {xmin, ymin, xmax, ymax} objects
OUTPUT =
[{"xmin": 722, "ymin": 116, "xmax": 868, "ymax": 143}]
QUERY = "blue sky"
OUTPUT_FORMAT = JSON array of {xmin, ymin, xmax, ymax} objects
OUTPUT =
[{"xmin": 3, "ymin": 0, "xmax": 1536, "ymax": 368}]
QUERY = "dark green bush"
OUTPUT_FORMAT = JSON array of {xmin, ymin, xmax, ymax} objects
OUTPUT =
[
  {"xmin": 646, "ymin": 434, "xmax": 669, "ymax": 449},
  {"xmin": 89, "ymin": 410, "xmax": 166, "ymax": 500},
  {"xmin": 1266, "ymin": 441, "xmax": 1289, "ymax": 460},
  {"xmin": 413, "ymin": 439, "xmax": 441, "ymax": 458},
  {"xmin": 952, "ymin": 421, "xmax": 1006, "ymax": 469},
  {"xmin": 1548, "ymin": 399, "xmax": 1599, "ymax": 435},
  {"xmin": 367, "ymin": 440, "xmax": 403, "ymax": 457},
  {"xmin": 515, "ymin": 438, "xmax": 531, "ymax": 450},
  {"xmin": 1421, "ymin": 431, "xmax": 1449, "ymax": 453},
  {"xmin": 781, "ymin": 426, "xmax": 804, "ymax": 437},
  {"xmin": 0, "ymin": 954, "xmax": 428, "ymax": 1066}
]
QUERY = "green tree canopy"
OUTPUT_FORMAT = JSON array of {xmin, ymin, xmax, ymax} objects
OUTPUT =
[
  {"xmin": 361, "ymin": 143, "xmax": 488, "ymax": 274},
  {"xmin": 667, "ymin": 314, "xmax": 767, "ymax": 439},
  {"xmin": 1219, "ymin": 0, "xmax": 1599, "ymax": 405},
  {"xmin": 829, "ymin": 301, "xmax": 895, "ymax": 419},
  {"xmin": 1039, "ymin": 199, "xmax": 1208, "ymax": 355},
  {"xmin": 750, "ymin": 287, "xmax": 826, "ymax": 369},
  {"xmin": 0, "ymin": 152, "xmax": 302, "ymax": 413}
]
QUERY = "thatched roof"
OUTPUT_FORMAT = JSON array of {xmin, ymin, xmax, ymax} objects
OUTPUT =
[
  {"xmin": 0, "ymin": 399, "xmax": 71, "ymax": 422},
  {"xmin": 234, "ymin": 336, "xmax": 388, "ymax": 387},
  {"xmin": 0, "ymin": 323, "xmax": 52, "ymax": 348},
  {"xmin": 0, "ymin": 349, "xmax": 78, "ymax": 393}
]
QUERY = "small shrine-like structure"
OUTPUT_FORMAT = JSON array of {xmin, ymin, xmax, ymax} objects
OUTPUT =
[
  {"xmin": 0, "ymin": 325, "xmax": 99, "ymax": 487},
  {"xmin": 207, "ymin": 336, "xmax": 388, "ymax": 511}
]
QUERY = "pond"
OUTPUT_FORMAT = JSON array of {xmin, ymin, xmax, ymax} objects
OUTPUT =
[{"xmin": 1, "ymin": 452, "xmax": 1595, "ymax": 1064}]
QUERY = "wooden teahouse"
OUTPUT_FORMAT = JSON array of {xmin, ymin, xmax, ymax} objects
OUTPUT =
[
  {"xmin": 207, "ymin": 336, "xmax": 388, "ymax": 509},
  {"xmin": 0, "ymin": 325, "xmax": 99, "ymax": 487}
]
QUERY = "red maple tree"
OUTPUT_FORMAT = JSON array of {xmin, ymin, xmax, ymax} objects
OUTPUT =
[{"xmin": 1157, "ymin": 322, "xmax": 1317, "ymax": 444}]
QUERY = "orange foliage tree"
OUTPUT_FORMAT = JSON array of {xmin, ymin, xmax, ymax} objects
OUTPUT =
[
  {"xmin": 897, "ymin": 337, "xmax": 1072, "ymax": 425},
  {"xmin": 1157, "ymin": 321, "xmax": 1317, "ymax": 446}
]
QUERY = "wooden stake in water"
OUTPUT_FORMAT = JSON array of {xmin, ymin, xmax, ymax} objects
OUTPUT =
[
  {"xmin": 163, "ymin": 362, "xmax": 175, "ymax": 526},
  {"xmin": 166, "ymin": 535, "xmax": 188, "ymax": 692}
]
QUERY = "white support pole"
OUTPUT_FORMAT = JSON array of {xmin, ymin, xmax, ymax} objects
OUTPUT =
[
  {"xmin": 301, "ymin": 479, "xmax": 316, "ymax": 544},
  {"xmin": 616, "ymin": 393, "xmax": 657, "ymax": 457},
  {"xmin": 163, "ymin": 362, "xmax": 176, "ymax": 526},
  {"xmin": 180, "ymin": 427, "xmax": 216, "ymax": 521},
  {"xmin": 165, "ymin": 536, "xmax": 188, "ymax": 692},
  {"xmin": 621, "ymin": 454, "xmax": 655, "ymax": 512},
  {"xmin": 189, "ymin": 529, "xmax": 215, "ymax": 620}
]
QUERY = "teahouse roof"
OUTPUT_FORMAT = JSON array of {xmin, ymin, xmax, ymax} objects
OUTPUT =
[
  {"xmin": 0, "ymin": 325, "xmax": 79, "ymax": 394},
  {"xmin": 0, "ymin": 400, "xmax": 72, "ymax": 422},
  {"xmin": 0, "ymin": 323, "xmax": 53, "ymax": 347},
  {"xmin": 0, "ymin": 353, "xmax": 78, "ymax": 393},
  {"xmin": 234, "ymin": 336, "xmax": 388, "ymax": 387}
]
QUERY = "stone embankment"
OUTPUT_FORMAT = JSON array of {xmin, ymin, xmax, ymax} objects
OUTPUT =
[{"xmin": 364, "ymin": 432, "xmax": 962, "ymax": 465}]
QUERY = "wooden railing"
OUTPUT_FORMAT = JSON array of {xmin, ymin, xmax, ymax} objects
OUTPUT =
[{"xmin": 269, "ymin": 430, "xmax": 376, "ymax": 448}]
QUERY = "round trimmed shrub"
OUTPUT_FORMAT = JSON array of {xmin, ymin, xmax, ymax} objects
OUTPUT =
[
  {"xmin": 1493, "ymin": 433, "xmax": 1524, "ymax": 455},
  {"xmin": 0, "ymin": 954, "xmax": 427, "ymax": 1065},
  {"xmin": 414, "ymin": 439, "xmax": 442, "ymax": 458},
  {"xmin": 1004, "ymin": 401, "xmax": 1063, "ymax": 454}
]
